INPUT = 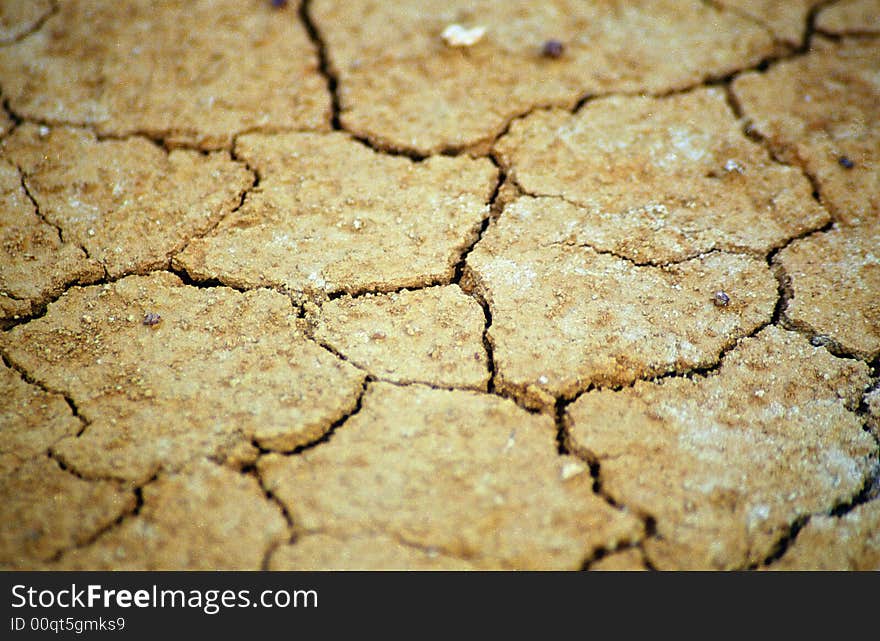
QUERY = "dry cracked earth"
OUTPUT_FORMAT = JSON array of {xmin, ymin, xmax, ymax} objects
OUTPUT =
[{"xmin": 1, "ymin": 0, "xmax": 879, "ymax": 571}]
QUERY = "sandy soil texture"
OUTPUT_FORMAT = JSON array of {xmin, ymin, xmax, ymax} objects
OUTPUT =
[{"xmin": 0, "ymin": 0, "xmax": 878, "ymax": 570}]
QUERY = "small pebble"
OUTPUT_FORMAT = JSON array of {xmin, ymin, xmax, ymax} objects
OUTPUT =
[
  {"xmin": 838, "ymin": 156, "xmax": 854, "ymax": 169},
  {"xmin": 142, "ymin": 312, "xmax": 162, "ymax": 327},
  {"xmin": 560, "ymin": 461, "xmax": 586, "ymax": 480},
  {"xmin": 442, "ymin": 24, "xmax": 486, "ymax": 47},
  {"xmin": 810, "ymin": 335, "xmax": 832, "ymax": 348},
  {"xmin": 713, "ymin": 291, "xmax": 730, "ymax": 307},
  {"xmin": 541, "ymin": 39, "xmax": 564, "ymax": 58},
  {"xmin": 724, "ymin": 159, "xmax": 744, "ymax": 174}
]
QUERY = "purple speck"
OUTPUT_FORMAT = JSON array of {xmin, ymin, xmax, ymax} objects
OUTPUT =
[
  {"xmin": 142, "ymin": 312, "xmax": 162, "ymax": 327},
  {"xmin": 542, "ymin": 40, "xmax": 564, "ymax": 59},
  {"xmin": 713, "ymin": 291, "xmax": 730, "ymax": 308}
]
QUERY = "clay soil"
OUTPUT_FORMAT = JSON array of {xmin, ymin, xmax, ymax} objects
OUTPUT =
[{"xmin": 1, "ymin": 0, "xmax": 878, "ymax": 570}]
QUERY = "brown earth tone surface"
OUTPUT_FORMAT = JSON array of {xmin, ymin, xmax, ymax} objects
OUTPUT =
[{"xmin": 0, "ymin": 0, "xmax": 877, "ymax": 571}]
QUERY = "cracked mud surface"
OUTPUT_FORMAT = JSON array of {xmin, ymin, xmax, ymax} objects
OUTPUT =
[
  {"xmin": 0, "ymin": 0, "xmax": 878, "ymax": 571},
  {"xmin": 260, "ymin": 383, "xmax": 642, "ymax": 570}
]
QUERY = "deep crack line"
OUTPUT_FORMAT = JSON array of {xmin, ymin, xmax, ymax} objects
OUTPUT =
[
  {"xmin": 579, "ymin": 542, "xmax": 651, "ymax": 571},
  {"xmin": 298, "ymin": 0, "xmax": 832, "ymax": 160},
  {"xmin": 247, "ymin": 465, "xmax": 295, "ymax": 570},
  {"xmin": 451, "ymin": 161, "xmax": 507, "ymax": 395},
  {"xmin": 755, "ymin": 459, "xmax": 880, "ymax": 569},
  {"xmin": 766, "ymin": 223, "xmax": 880, "ymax": 365},
  {"xmin": 168, "ymin": 146, "xmax": 258, "ymax": 265},
  {"xmin": 299, "ymin": 0, "xmax": 341, "ymax": 131},
  {"xmin": 16, "ymin": 163, "xmax": 110, "ymax": 282},
  {"xmin": 17, "ymin": 166, "xmax": 68, "ymax": 250},
  {"xmin": 287, "ymin": 379, "xmax": 368, "ymax": 457},
  {"xmin": 559, "ymin": 404, "xmax": 656, "ymax": 567},
  {"xmin": 0, "ymin": 350, "xmax": 86, "ymax": 435},
  {"xmin": 47, "ymin": 474, "xmax": 156, "ymax": 566}
]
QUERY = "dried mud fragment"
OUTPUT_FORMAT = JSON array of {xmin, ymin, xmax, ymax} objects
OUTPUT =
[
  {"xmin": 0, "ymin": 458, "xmax": 135, "ymax": 568},
  {"xmin": 464, "ymin": 199, "xmax": 776, "ymax": 409},
  {"xmin": 734, "ymin": 38, "xmax": 880, "ymax": 226},
  {"xmin": 310, "ymin": 286, "xmax": 489, "ymax": 389},
  {"xmin": 816, "ymin": 0, "xmax": 880, "ymax": 34},
  {"xmin": 777, "ymin": 222, "xmax": 880, "ymax": 360},
  {"xmin": 1, "ymin": 273, "xmax": 365, "ymax": 482},
  {"xmin": 260, "ymin": 383, "xmax": 641, "ymax": 570},
  {"xmin": 567, "ymin": 327, "xmax": 876, "ymax": 570},
  {"xmin": 715, "ymin": 0, "xmax": 816, "ymax": 45},
  {"xmin": 177, "ymin": 132, "xmax": 496, "ymax": 299},
  {"xmin": 495, "ymin": 89, "xmax": 828, "ymax": 264},
  {"xmin": 312, "ymin": 0, "xmax": 774, "ymax": 154},
  {"xmin": 0, "ymin": 0, "xmax": 329, "ymax": 148},
  {"xmin": 54, "ymin": 462, "xmax": 287, "ymax": 570},
  {"xmin": 0, "ymin": 158, "xmax": 102, "ymax": 323},
  {"xmin": 270, "ymin": 533, "xmax": 476, "ymax": 571},
  {"xmin": 3, "ymin": 124, "xmax": 252, "ymax": 278},
  {"xmin": 770, "ymin": 501, "xmax": 880, "ymax": 570},
  {"xmin": 0, "ymin": 362, "xmax": 81, "ymax": 476},
  {"xmin": 0, "ymin": 0, "xmax": 52, "ymax": 44},
  {"xmin": 589, "ymin": 549, "xmax": 648, "ymax": 571}
]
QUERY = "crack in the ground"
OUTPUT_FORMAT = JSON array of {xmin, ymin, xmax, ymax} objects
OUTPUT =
[
  {"xmin": 568, "ymin": 380, "xmax": 880, "ymax": 572},
  {"xmin": 745, "ymin": 368, "xmax": 879, "ymax": 570},
  {"xmin": 324, "ymin": 278, "xmax": 450, "ymax": 301},
  {"xmin": 768, "ymin": 249, "xmax": 795, "ymax": 329},
  {"xmin": 163, "ymin": 267, "xmax": 297, "ymax": 307},
  {"xmin": 508, "ymin": 188, "xmax": 833, "ymax": 271},
  {"xmin": 1, "ymin": 265, "xmax": 287, "ymax": 332},
  {"xmin": 0, "ymin": 1, "xmax": 844, "ymax": 168},
  {"xmin": 450, "ymin": 160, "xmax": 507, "ymax": 395},
  {"xmin": 92, "ymin": 129, "xmax": 197, "ymax": 153},
  {"xmin": 287, "ymin": 379, "xmax": 368, "ymax": 457},
  {"xmin": 168, "ymin": 142, "xmax": 258, "ymax": 264},
  {"xmin": 559, "ymin": 407, "xmax": 656, "ymax": 568},
  {"xmin": 755, "ymin": 457, "xmax": 880, "ymax": 569},
  {"xmin": 803, "ymin": 0, "xmax": 843, "ymax": 46},
  {"xmin": 16, "ymin": 165, "xmax": 79, "ymax": 254},
  {"xmin": 0, "ymin": 0, "xmax": 57, "ymax": 48},
  {"xmin": 294, "ymin": 0, "xmax": 830, "ymax": 159},
  {"xmin": 47, "ymin": 473, "xmax": 155, "ymax": 566},
  {"xmin": 580, "ymin": 541, "xmax": 653, "ymax": 571},
  {"xmin": 766, "ymin": 222, "xmax": 880, "ymax": 364},
  {"xmin": 1, "ymin": 350, "xmax": 85, "ymax": 430},
  {"xmin": 560, "ymin": 313, "xmax": 779, "ymax": 412},
  {"xmin": 305, "ymin": 329, "xmax": 489, "ymax": 393},
  {"xmin": 754, "ymin": 514, "xmax": 811, "ymax": 569},
  {"xmin": 2, "ymin": 2, "xmax": 873, "ymax": 571},
  {"xmin": 554, "ymin": 399, "xmax": 570, "ymax": 456},
  {"xmin": 239, "ymin": 464, "xmax": 295, "ymax": 570},
  {"xmin": 1, "ymin": 95, "xmax": 193, "ymax": 153},
  {"xmin": 299, "ymin": 0, "xmax": 341, "ymax": 131}
]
